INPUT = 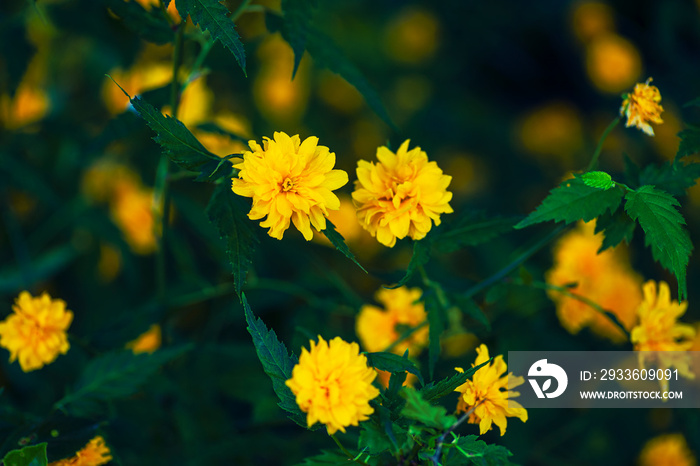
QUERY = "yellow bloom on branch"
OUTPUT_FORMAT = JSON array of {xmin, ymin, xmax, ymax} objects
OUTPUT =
[
  {"xmin": 49, "ymin": 435, "xmax": 113, "ymax": 466},
  {"xmin": 0, "ymin": 292, "xmax": 73, "ymax": 372},
  {"xmin": 356, "ymin": 287, "xmax": 428, "ymax": 356},
  {"xmin": 231, "ymin": 132, "xmax": 348, "ymax": 240},
  {"xmin": 454, "ymin": 344, "xmax": 527, "ymax": 436},
  {"xmin": 620, "ymin": 78, "xmax": 664, "ymax": 136},
  {"xmin": 352, "ymin": 140, "xmax": 453, "ymax": 248},
  {"xmin": 631, "ymin": 281, "xmax": 695, "ymax": 391},
  {"xmin": 126, "ymin": 324, "xmax": 162, "ymax": 354},
  {"xmin": 285, "ymin": 336, "xmax": 379, "ymax": 435},
  {"xmin": 638, "ymin": 433, "xmax": 697, "ymax": 466}
]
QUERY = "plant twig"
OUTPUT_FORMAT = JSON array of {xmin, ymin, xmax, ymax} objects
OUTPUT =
[
  {"xmin": 429, "ymin": 400, "xmax": 484, "ymax": 465},
  {"xmin": 586, "ymin": 116, "xmax": 620, "ymax": 172}
]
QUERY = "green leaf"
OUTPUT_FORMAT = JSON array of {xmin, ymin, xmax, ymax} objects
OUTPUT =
[
  {"xmin": 433, "ymin": 216, "xmax": 517, "ymax": 254},
  {"xmin": 419, "ymin": 359, "xmax": 490, "ymax": 403},
  {"xmin": 451, "ymin": 294, "xmax": 490, "ymax": 330},
  {"xmin": 515, "ymin": 176, "xmax": 624, "ymax": 229},
  {"xmin": 447, "ymin": 435, "xmax": 515, "ymax": 466},
  {"xmin": 400, "ymin": 387, "xmax": 456, "ymax": 430},
  {"xmin": 638, "ymin": 161, "xmax": 700, "ymax": 197},
  {"xmin": 118, "ymin": 87, "xmax": 219, "ymax": 171},
  {"xmin": 624, "ymin": 185, "xmax": 692, "ymax": 300},
  {"xmin": 2, "ymin": 444, "xmax": 48, "ymax": 466},
  {"xmin": 581, "ymin": 171, "xmax": 615, "ymax": 190},
  {"xmin": 266, "ymin": 12, "xmax": 394, "ymax": 129},
  {"xmin": 387, "ymin": 239, "xmax": 431, "ymax": 289},
  {"xmin": 194, "ymin": 155, "xmax": 237, "ymax": 182},
  {"xmin": 424, "ymin": 289, "xmax": 446, "ymax": 380},
  {"xmin": 321, "ymin": 220, "xmax": 367, "ymax": 273},
  {"xmin": 676, "ymin": 127, "xmax": 700, "ymax": 161},
  {"xmin": 175, "ymin": 0, "xmax": 246, "ymax": 75},
  {"xmin": 365, "ymin": 352, "xmax": 424, "ymax": 386},
  {"xmin": 54, "ymin": 346, "xmax": 192, "ymax": 417},
  {"xmin": 102, "ymin": 0, "xmax": 173, "ymax": 45},
  {"xmin": 296, "ymin": 451, "xmax": 353, "ymax": 465},
  {"xmin": 206, "ymin": 183, "xmax": 259, "ymax": 298},
  {"xmin": 242, "ymin": 293, "xmax": 310, "ymax": 429},
  {"xmin": 359, "ymin": 421, "xmax": 406, "ymax": 456},
  {"xmin": 594, "ymin": 209, "xmax": 636, "ymax": 252},
  {"xmin": 281, "ymin": 0, "xmax": 317, "ymax": 78}
]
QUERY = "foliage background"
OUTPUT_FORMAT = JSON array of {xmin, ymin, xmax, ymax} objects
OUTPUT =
[{"xmin": 2, "ymin": 0, "xmax": 700, "ymax": 464}]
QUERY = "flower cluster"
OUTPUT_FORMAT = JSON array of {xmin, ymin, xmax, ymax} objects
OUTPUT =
[
  {"xmin": 0, "ymin": 291, "xmax": 73, "ymax": 372},
  {"xmin": 49, "ymin": 435, "xmax": 112, "ymax": 466},
  {"xmin": 232, "ymin": 132, "xmax": 348, "ymax": 240},
  {"xmin": 620, "ymin": 77, "xmax": 664, "ymax": 136},
  {"xmin": 454, "ymin": 344, "xmax": 528, "ymax": 436},
  {"xmin": 356, "ymin": 286, "xmax": 429, "ymax": 356},
  {"xmin": 285, "ymin": 336, "xmax": 379, "ymax": 435}
]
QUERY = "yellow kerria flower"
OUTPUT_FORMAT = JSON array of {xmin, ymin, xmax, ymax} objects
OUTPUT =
[
  {"xmin": 126, "ymin": 324, "xmax": 162, "ymax": 354},
  {"xmin": 620, "ymin": 77, "xmax": 664, "ymax": 136},
  {"xmin": 49, "ymin": 435, "xmax": 113, "ymax": 466},
  {"xmin": 356, "ymin": 287, "xmax": 429, "ymax": 356},
  {"xmin": 231, "ymin": 132, "xmax": 348, "ymax": 240},
  {"xmin": 638, "ymin": 433, "xmax": 697, "ymax": 466},
  {"xmin": 352, "ymin": 139, "xmax": 453, "ymax": 248},
  {"xmin": 285, "ymin": 336, "xmax": 379, "ymax": 435},
  {"xmin": 0, "ymin": 291, "xmax": 73, "ymax": 372},
  {"xmin": 546, "ymin": 220, "xmax": 643, "ymax": 342},
  {"xmin": 110, "ymin": 182, "xmax": 157, "ymax": 255},
  {"xmin": 631, "ymin": 281, "xmax": 695, "ymax": 391},
  {"xmin": 454, "ymin": 344, "xmax": 527, "ymax": 436}
]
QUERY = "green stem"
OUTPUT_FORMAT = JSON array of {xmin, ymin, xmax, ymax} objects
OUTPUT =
[
  {"xmin": 231, "ymin": 0, "xmax": 253, "ymax": 21},
  {"xmin": 586, "ymin": 116, "xmax": 620, "ymax": 172},
  {"xmin": 330, "ymin": 434, "xmax": 365, "ymax": 464}
]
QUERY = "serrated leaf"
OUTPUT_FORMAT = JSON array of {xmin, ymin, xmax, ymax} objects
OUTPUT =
[
  {"xmin": 281, "ymin": 0, "xmax": 317, "ymax": 78},
  {"xmin": 2, "ymin": 443, "xmax": 48, "ymax": 466},
  {"xmin": 102, "ymin": 0, "xmax": 173, "ymax": 45},
  {"xmin": 175, "ymin": 0, "xmax": 246, "ymax": 75},
  {"xmin": 676, "ymin": 128, "xmax": 700, "ymax": 161},
  {"xmin": 424, "ymin": 289, "xmax": 446, "ymax": 380},
  {"xmin": 419, "ymin": 359, "xmax": 490, "ymax": 403},
  {"xmin": 242, "ymin": 293, "xmax": 309, "ymax": 429},
  {"xmin": 400, "ymin": 387, "xmax": 456, "ymax": 430},
  {"xmin": 387, "ymin": 239, "xmax": 431, "ymax": 289},
  {"xmin": 448, "ymin": 435, "xmax": 515, "ymax": 466},
  {"xmin": 54, "ymin": 346, "xmax": 191, "ymax": 417},
  {"xmin": 594, "ymin": 209, "xmax": 636, "ymax": 252},
  {"xmin": 206, "ymin": 183, "xmax": 259, "ymax": 297},
  {"xmin": 365, "ymin": 352, "xmax": 424, "ymax": 386},
  {"xmin": 434, "ymin": 216, "xmax": 517, "ymax": 254},
  {"xmin": 359, "ymin": 421, "xmax": 407, "ymax": 456},
  {"xmin": 120, "ymin": 89, "xmax": 219, "ymax": 171},
  {"xmin": 624, "ymin": 185, "xmax": 692, "ymax": 300},
  {"xmin": 638, "ymin": 161, "xmax": 700, "ymax": 197},
  {"xmin": 581, "ymin": 171, "xmax": 615, "ymax": 190},
  {"xmin": 321, "ymin": 220, "xmax": 367, "ymax": 273},
  {"xmin": 295, "ymin": 450, "xmax": 352, "ymax": 465},
  {"xmin": 515, "ymin": 176, "xmax": 624, "ymax": 229},
  {"xmin": 266, "ymin": 12, "xmax": 394, "ymax": 129}
]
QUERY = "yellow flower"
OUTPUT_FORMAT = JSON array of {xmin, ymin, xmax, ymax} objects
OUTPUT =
[
  {"xmin": 374, "ymin": 369, "xmax": 417, "ymax": 389},
  {"xmin": 620, "ymin": 77, "xmax": 664, "ymax": 136},
  {"xmin": 454, "ymin": 344, "xmax": 527, "ymax": 436},
  {"xmin": 384, "ymin": 7, "xmax": 440, "ymax": 65},
  {"xmin": 126, "ymin": 324, "xmax": 162, "ymax": 354},
  {"xmin": 631, "ymin": 281, "xmax": 695, "ymax": 390},
  {"xmin": 49, "ymin": 435, "xmax": 113, "ymax": 466},
  {"xmin": 352, "ymin": 140, "xmax": 453, "ymax": 248},
  {"xmin": 102, "ymin": 63, "xmax": 172, "ymax": 115},
  {"xmin": 0, "ymin": 291, "xmax": 73, "ymax": 372},
  {"xmin": 638, "ymin": 433, "xmax": 697, "ymax": 466},
  {"xmin": 231, "ymin": 132, "xmax": 348, "ymax": 240},
  {"xmin": 285, "ymin": 336, "xmax": 379, "ymax": 435},
  {"xmin": 546, "ymin": 220, "xmax": 643, "ymax": 342},
  {"xmin": 586, "ymin": 34, "xmax": 641, "ymax": 94},
  {"xmin": 571, "ymin": 1, "xmax": 614, "ymax": 44},
  {"xmin": 356, "ymin": 287, "xmax": 429, "ymax": 356},
  {"xmin": 518, "ymin": 102, "xmax": 584, "ymax": 167},
  {"xmin": 110, "ymin": 182, "xmax": 157, "ymax": 255}
]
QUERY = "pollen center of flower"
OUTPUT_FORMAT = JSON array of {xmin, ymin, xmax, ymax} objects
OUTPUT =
[{"xmin": 282, "ymin": 177, "xmax": 295, "ymax": 192}]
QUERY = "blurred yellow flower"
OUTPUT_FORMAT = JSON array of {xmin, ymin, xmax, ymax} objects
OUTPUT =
[
  {"xmin": 638, "ymin": 433, "xmax": 697, "ymax": 466},
  {"xmin": 454, "ymin": 344, "xmax": 527, "ymax": 436},
  {"xmin": 98, "ymin": 243, "xmax": 122, "ymax": 282},
  {"xmin": 49, "ymin": 435, "xmax": 113, "ymax": 466},
  {"xmin": 620, "ymin": 78, "xmax": 664, "ymax": 136},
  {"xmin": 133, "ymin": 0, "xmax": 179, "ymax": 21},
  {"xmin": 111, "ymin": 182, "xmax": 158, "ymax": 255},
  {"xmin": 312, "ymin": 194, "xmax": 382, "ymax": 258},
  {"xmin": 546, "ymin": 221, "xmax": 643, "ymax": 342},
  {"xmin": 285, "ymin": 336, "xmax": 379, "ymax": 435},
  {"xmin": 356, "ymin": 287, "xmax": 428, "ymax": 356},
  {"xmin": 102, "ymin": 63, "xmax": 172, "ymax": 115},
  {"xmin": 352, "ymin": 140, "xmax": 453, "ymax": 247},
  {"xmin": 586, "ymin": 33, "xmax": 641, "ymax": 93},
  {"xmin": 126, "ymin": 324, "xmax": 162, "ymax": 354},
  {"xmin": 173, "ymin": 76, "xmax": 212, "ymax": 127},
  {"xmin": 631, "ymin": 281, "xmax": 695, "ymax": 391},
  {"xmin": 518, "ymin": 102, "xmax": 584, "ymax": 167},
  {"xmin": 193, "ymin": 112, "xmax": 250, "ymax": 157},
  {"xmin": 0, "ymin": 82, "xmax": 50, "ymax": 130},
  {"xmin": 0, "ymin": 291, "xmax": 73, "ymax": 372},
  {"xmin": 231, "ymin": 132, "xmax": 348, "ymax": 240},
  {"xmin": 384, "ymin": 7, "xmax": 440, "ymax": 64},
  {"xmin": 441, "ymin": 331, "xmax": 479, "ymax": 359},
  {"xmin": 374, "ymin": 369, "xmax": 417, "ymax": 388},
  {"xmin": 571, "ymin": 1, "xmax": 615, "ymax": 43}
]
